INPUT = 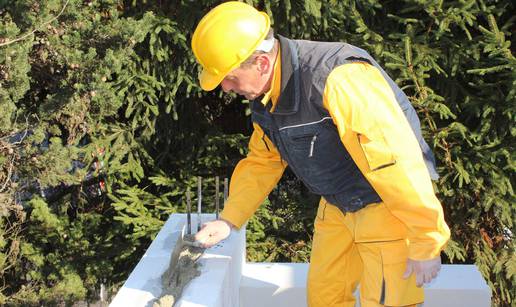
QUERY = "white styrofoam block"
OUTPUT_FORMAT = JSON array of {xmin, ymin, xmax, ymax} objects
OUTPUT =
[
  {"xmin": 193, "ymin": 215, "xmax": 246, "ymax": 307},
  {"xmin": 110, "ymin": 215, "xmax": 185, "ymax": 307},
  {"xmin": 110, "ymin": 214, "xmax": 246, "ymax": 307},
  {"xmin": 176, "ymin": 218, "xmax": 246, "ymax": 307},
  {"xmin": 422, "ymin": 264, "xmax": 491, "ymax": 307},
  {"xmin": 240, "ymin": 263, "xmax": 308, "ymax": 307},
  {"xmin": 240, "ymin": 263, "xmax": 491, "ymax": 307},
  {"xmin": 240, "ymin": 263, "xmax": 308, "ymax": 289},
  {"xmin": 177, "ymin": 258, "xmax": 230, "ymax": 307},
  {"xmin": 142, "ymin": 215, "xmax": 184, "ymax": 258},
  {"xmin": 112, "ymin": 213, "xmax": 490, "ymax": 307}
]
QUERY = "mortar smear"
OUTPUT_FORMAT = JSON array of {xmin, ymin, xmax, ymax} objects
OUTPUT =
[{"xmin": 152, "ymin": 234, "xmax": 205, "ymax": 307}]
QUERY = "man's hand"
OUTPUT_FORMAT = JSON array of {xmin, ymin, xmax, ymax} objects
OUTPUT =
[
  {"xmin": 194, "ymin": 219, "xmax": 232, "ymax": 248},
  {"xmin": 403, "ymin": 255, "xmax": 441, "ymax": 287}
]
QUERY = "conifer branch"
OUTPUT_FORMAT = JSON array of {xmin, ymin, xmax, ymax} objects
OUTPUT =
[
  {"xmin": 0, "ymin": 0, "xmax": 70, "ymax": 48},
  {"xmin": 0, "ymin": 156, "xmax": 14, "ymax": 193}
]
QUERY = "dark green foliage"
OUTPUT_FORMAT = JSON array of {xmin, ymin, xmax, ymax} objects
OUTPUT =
[
  {"xmin": 246, "ymin": 171, "xmax": 318, "ymax": 263},
  {"xmin": 0, "ymin": 0, "xmax": 514, "ymax": 306}
]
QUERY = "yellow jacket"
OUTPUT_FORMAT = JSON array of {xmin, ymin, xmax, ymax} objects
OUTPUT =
[{"xmin": 220, "ymin": 55, "xmax": 450, "ymax": 261}]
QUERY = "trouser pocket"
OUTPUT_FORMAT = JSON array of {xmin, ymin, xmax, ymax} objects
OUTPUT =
[{"xmin": 357, "ymin": 240, "xmax": 424, "ymax": 306}]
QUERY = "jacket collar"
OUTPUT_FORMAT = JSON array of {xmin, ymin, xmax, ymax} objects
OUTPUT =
[{"xmin": 271, "ymin": 35, "xmax": 300, "ymax": 115}]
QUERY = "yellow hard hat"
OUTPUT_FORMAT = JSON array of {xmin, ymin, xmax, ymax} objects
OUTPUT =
[{"xmin": 191, "ymin": 1, "xmax": 271, "ymax": 91}]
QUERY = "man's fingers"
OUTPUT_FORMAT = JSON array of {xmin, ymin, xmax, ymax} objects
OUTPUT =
[
  {"xmin": 403, "ymin": 261, "xmax": 413, "ymax": 279},
  {"xmin": 418, "ymin": 266, "xmax": 440, "ymax": 287},
  {"xmin": 406, "ymin": 256, "xmax": 442, "ymax": 287},
  {"xmin": 192, "ymin": 220, "xmax": 231, "ymax": 248},
  {"xmin": 431, "ymin": 269, "xmax": 438, "ymax": 279},
  {"xmin": 416, "ymin": 272, "xmax": 424, "ymax": 287},
  {"xmin": 424, "ymin": 272, "xmax": 433, "ymax": 284}
]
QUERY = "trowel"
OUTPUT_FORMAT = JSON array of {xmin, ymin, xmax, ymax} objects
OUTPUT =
[
  {"xmin": 159, "ymin": 178, "xmax": 227, "ymax": 307},
  {"xmin": 159, "ymin": 224, "xmax": 205, "ymax": 307},
  {"xmin": 162, "ymin": 182, "xmax": 205, "ymax": 286},
  {"xmin": 168, "ymin": 224, "xmax": 204, "ymax": 270},
  {"xmin": 169, "ymin": 176, "xmax": 226, "ymax": 268},
  {"xmin": 181, "ymin": 224, "xmax": 204, "ymax": 248}
]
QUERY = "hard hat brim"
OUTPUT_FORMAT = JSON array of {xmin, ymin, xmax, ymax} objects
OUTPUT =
[{"xmin": 199, "ymin": 68, "xmax": 224, "ymax": 91}]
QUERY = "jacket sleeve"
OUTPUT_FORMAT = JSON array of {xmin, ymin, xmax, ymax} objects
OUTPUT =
[
  {"xmin": 323, "ymin": 62, "xmax": 450, "ymax": 260},
  {"xmin": 219, "ymin": 123, "xmax": 287, "ymax": 229}
]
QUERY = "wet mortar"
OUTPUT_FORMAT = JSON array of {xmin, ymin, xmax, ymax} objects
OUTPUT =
[{"xmin": 152, "ymin": 234, "xmax": 205, "ymax": 307}]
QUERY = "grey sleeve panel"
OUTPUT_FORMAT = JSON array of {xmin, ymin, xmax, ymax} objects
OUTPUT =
[{"xmin": 342, "ymin": 45, "xmax": 439, "ymax": 180}]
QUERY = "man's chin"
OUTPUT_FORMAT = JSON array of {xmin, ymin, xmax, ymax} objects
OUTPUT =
[{"xmin": 244, "ymin": 93, "xmax": 257, "ymax": 100}]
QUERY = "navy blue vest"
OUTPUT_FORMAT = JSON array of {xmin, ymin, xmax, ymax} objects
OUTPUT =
[{"xmin": 251, "ymin": 36, "xmax": 438, "ymax": 213}]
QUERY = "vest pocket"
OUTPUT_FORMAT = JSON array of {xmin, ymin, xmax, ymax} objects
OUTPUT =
[
  {"xmin": 290, "ymin": 133, "xmax": 317, "ymax": 151},
  {"xmin": 281, "ymin": 121, "xmax": 354, "ymax": 195},
  {"xmin": 291, "ymin": 134, "xmax": 318, "ymax": 158},
  {"xmin": 357, "ymin": 132, "xmax": 396, "ymax": 171}
]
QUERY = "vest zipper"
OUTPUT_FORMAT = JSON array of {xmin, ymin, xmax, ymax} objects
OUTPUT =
[{"xmin": 309, "ymin": 135, "xmax": 317, "ymax": 157}]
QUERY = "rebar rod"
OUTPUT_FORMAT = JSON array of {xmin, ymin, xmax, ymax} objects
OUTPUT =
[
  {"xmin": 215, "ymin": 176, "xmax": 220, "ymax": 219},
  {"xmin": 223, "ymin": 178, "xmax": 228, "ymax": 205},
  {"xmin": 186, "ymin": 188, "xmax": 191, "ymax": 235},
  {"xmin": 197, "ymin": 176, "xmax": 202, "ymax": 232}
]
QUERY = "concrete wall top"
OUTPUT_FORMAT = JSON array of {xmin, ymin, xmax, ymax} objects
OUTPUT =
[{"xmin": 110, "ymin": 214, "xmax": 245, "ymax": 307}]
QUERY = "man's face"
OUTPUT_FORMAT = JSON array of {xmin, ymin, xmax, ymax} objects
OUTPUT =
[{"xmin": 220, "ymin": 56, "xmax": 271, "ymax": 100}]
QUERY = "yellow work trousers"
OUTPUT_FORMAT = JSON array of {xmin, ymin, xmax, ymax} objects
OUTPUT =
[{"xmin": 307, "ymin": 198, "xmax": 424, "ymax": 307}]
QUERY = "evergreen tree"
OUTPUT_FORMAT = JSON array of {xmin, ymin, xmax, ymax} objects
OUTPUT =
[{"xmin": 0, "ymin": 0, "xmax": 513, "ymax": 305}]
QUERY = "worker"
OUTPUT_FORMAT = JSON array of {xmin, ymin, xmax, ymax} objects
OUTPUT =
[{"xmin": 191, "ymin": 2, "xmax": 450, "ymax": 306}]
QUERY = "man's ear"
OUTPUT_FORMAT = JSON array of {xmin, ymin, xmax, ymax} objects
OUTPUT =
[{"xmin": 255, "ymin": 55, "xmax": 271, "ymax": 75}]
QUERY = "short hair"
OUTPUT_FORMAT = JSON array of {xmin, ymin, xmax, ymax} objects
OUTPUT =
[{"xmin": 239, "ymin": 28, "xmax": 276, "ymax": 68}]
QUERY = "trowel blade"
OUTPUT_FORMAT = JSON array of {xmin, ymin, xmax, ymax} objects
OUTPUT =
[
  {"xmin": 181, "ymin": 224, "xmax": 204, "ymax": 248},
  {"xmin": 168, "ymin": 226, "xmax": 186, "ymax": 270},
  {"xmin": 168, "ymin": 224, "xmax": 204, "ymax": 270}
]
